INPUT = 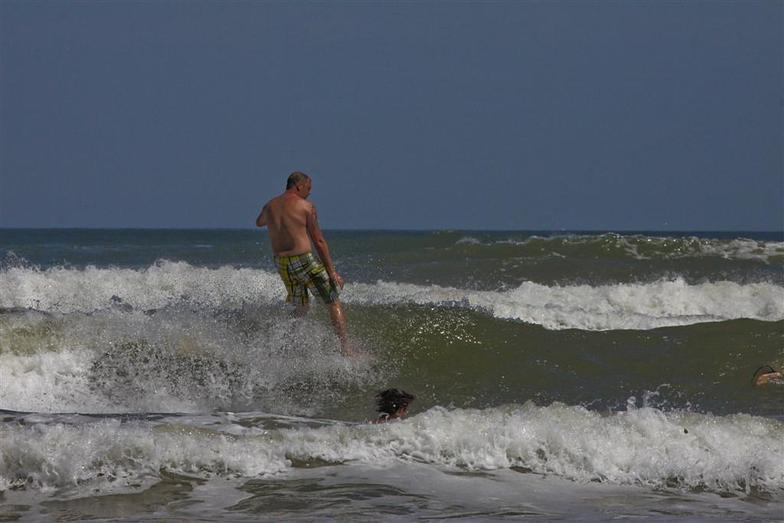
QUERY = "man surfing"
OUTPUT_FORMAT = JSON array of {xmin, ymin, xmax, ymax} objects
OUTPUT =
[{"xmin": 256, "ymin": 171, "xmax": 352, "ymax": 355}]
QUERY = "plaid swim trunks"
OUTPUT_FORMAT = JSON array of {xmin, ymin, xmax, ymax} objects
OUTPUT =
[{"xmin": 274, "ymin": 252, "xmax": 340, "ymax": 306}]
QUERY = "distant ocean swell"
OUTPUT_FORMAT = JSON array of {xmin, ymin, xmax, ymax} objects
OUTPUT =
[
  {"xmin": 454, "ymin": 233, "xmax": 784, "ymax": 263},
  {"xmin": 1, "ymin": 261, "xmax": 782, "ymax": 331},
  {"xmin": 2, "ymin": 404, "xmax": 782, "ymax": 495}
]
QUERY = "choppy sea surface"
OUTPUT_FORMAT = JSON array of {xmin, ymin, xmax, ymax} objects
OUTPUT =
[{"xmin": 1, "ymin": 229, "xmax": 783, "ymax": 522}]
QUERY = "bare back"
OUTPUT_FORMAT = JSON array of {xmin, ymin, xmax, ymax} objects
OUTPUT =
[
  {"xmin": 255, "ymin": 174, "xmax": 350, "ymax": 354},
  {"xmin": 260, "ymin": 193, "xmax": 313, "ymax": 256}
]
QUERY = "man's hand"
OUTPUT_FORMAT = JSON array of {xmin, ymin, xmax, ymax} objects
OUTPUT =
[{"xmin": 330, "ymin": 271, "xmax": 345, "ymax": 289}]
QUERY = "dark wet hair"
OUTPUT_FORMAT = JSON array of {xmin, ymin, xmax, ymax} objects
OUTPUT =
[
  {"xmin": 286, "ymin": 171, "xmax": 309, "ymax": 189},
  {"xmin": 375, "ymin": 388, "xmax": 415, "ymax": 415}
]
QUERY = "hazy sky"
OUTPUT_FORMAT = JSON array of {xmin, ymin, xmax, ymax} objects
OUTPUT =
[{"xmin": 1, "ymin": 1, "xmax": 781, "ymax": 230}]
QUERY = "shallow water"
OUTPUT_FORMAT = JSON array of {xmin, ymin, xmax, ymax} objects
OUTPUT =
[{"xmin": 1, "ymin": 229, "xmax": 782, "ymax": 520}]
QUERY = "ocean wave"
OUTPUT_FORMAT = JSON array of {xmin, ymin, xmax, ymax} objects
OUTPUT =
[
  {"xmin": 350, "ymin": 278, "xmax": 784, "ymax": 330},
  {"xmin": 1, "ymin": 261, "xmax": 782, "ymax": 330},
  {"xmin": 454, "ymin": 234, "xmax": 784, "ymax": 263},
  {"xmin": 0, "ymin": 261, "xmax": 285, "ymax": 312},
  {"xmin": 2, "ymin": 404, "xmax": 782, "ymax": 495},
  {"xmin": 0, "ymin": 308, "xmax": 372, "ymax": 414}
]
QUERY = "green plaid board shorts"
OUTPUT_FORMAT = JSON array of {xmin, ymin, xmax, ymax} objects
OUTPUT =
[{"xmin": 274, "ymin": 252, "xmax": 340, "ymax": 306}]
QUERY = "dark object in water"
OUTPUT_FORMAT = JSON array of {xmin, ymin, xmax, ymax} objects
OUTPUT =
[
  {"xmin": 752, "ymin": 365, "xmax": 783, "ymax": 386},
  {"xmin": 375, "ymin": 388, "xmax": 415, "ymax": 422}
]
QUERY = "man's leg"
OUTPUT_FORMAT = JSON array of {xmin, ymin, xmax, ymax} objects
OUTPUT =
[
  {"xmin": 290, "ymin": 280, "xmax": 309, "ymax": 317},
  {"xmin": 328, "ymin": 300, "xmax": 351, "ymax": 355},
  {"xmin": 304, "ymin": 259, "xmax": 353, "ymax": 357}
]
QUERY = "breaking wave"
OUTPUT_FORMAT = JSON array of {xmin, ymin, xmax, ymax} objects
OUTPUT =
[
  {"xmin": 2, "ymin": 404, "xmax": 782, "ymax": 495},
  {"xmin": 0, "ymin": 307, "xmax": 372, "ymax": 414},
  {"xmin": 350, "ymin": 278, "xmax": 784, "ymax": 330},
  {"xmin": 1, "ymin": 261, "xmax": 782, "ymax": 331}
]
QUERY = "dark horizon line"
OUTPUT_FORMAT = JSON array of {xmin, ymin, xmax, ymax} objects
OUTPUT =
[{"xmin": 1, "ymin": 226, "xmax": 782, "ymax": 234}]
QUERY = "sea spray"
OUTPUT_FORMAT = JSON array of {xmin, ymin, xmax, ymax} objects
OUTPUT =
[{"xmin": 0, "ymin": 307, "xmax": 379, "ymax": 414}]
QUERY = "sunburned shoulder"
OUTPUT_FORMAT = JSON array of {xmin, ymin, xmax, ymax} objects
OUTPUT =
[
  {"xmin": 266, "ymin": 194, "xmax": 285, "ymax": 207},
  {"xmin": 281, "ymin": 193, "xmax": 312, "ymax": 208},
  {"xmin": 273, "ymin": 194, "xmax": 311, "ymax": 212},
  {"xmin": 301, "ymin": 200, "xmax": 317, "ymax": 217}
]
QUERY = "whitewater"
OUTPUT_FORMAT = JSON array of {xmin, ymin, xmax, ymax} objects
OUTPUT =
[
  {"xmin": 2, "ymin": 261, "xmax": 782, "ymax": 330},
  {"xmin": 1, "ymin": 229, "xmax": 783, "ymax": 521}
]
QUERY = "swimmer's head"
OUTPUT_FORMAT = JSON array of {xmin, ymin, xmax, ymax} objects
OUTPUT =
[{"xmin": 376, "ymin": 388, "xmax": 415, "ymax": 419}]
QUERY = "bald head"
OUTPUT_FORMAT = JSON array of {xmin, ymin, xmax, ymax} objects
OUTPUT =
[{"xmin": 286, "ymin": 171, "xmax": 310, "ymax": 190}]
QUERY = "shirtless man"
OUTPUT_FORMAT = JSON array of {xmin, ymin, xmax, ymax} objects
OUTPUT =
[
  {"xmin": 256, "ymin": 171, "xmax": 351, "ymax": 355},
  {"xmin": 753, "ymin": 365, "xmax": 783, "ymax": 386}
]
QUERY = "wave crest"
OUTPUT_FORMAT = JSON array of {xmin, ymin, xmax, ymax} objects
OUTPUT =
[
  {"xmin": 2, "ymin": 404, "xmax": 782, "ymax": 494},
  {"xmin": 1, "ymin": 261, "xmax": 782, "ymax": 330},
  {"xmin": 350, "ymin": 278, "xmax": 784, "ymax": 330}
]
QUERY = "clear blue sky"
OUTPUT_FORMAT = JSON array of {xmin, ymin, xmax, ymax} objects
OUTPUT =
[{"xmin": 1, "ymin": 1, "xmax": 781, "ymax": 230}]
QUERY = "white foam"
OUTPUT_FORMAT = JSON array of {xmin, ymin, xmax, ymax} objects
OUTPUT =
[
  {"xmin": 0, "ymin": 348, "xmax": 109, "ymax": 413},
  {"xmin": 0, "ymin": 261, "xmax": 284, "ymax": 312},
  {"xmin": 2, "ymin": 404, "xmax": 782, "ymax": 495},
  {"xmin": 0, "ymin": 307, "xmax": 372, "ymax": 414},
  {"xmin": 1, "ymin": 262, "xmax": 782, "ymax": 330},
  {"xmin": 349, "ymin": 278, "xmax": 784, "ymax": 330},
  {"xmin": 0, "ymin": 419, "xmax": 291, "ymax": 492},
  {"xmin": 455, "ymin": 236, "xmax": 483, "ymax": 245}
]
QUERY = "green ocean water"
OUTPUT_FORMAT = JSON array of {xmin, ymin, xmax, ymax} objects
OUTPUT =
[{"xmin": 1, "ymin": 229, "xmax": 783, "ymax": 521}]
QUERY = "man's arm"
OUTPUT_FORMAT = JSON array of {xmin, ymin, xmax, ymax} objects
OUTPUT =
[
  {"xmin": 306, "ymin": 204, "xmax": 344, "ymax": 288},
  {"xmin": 255, "ymin": 204, "xmax": 268, "ymax": 227}
]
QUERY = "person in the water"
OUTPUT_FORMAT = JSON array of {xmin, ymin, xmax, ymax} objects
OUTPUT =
[
  {"xmin": 753, "ymin": 365, "xmax": 783, "ymax": 386},
  {"xmin": 374, "ymin": 388, "xmax": 416, "ymax": 423},
  {"xmin": 256, "ymin": 171, "xmax": 352, "ymax": 356}
]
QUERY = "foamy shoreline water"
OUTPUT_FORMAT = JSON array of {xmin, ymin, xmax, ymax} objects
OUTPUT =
[{"xmin": 2, "ymin": 404, "xmax": 782, "ymax": 495}]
